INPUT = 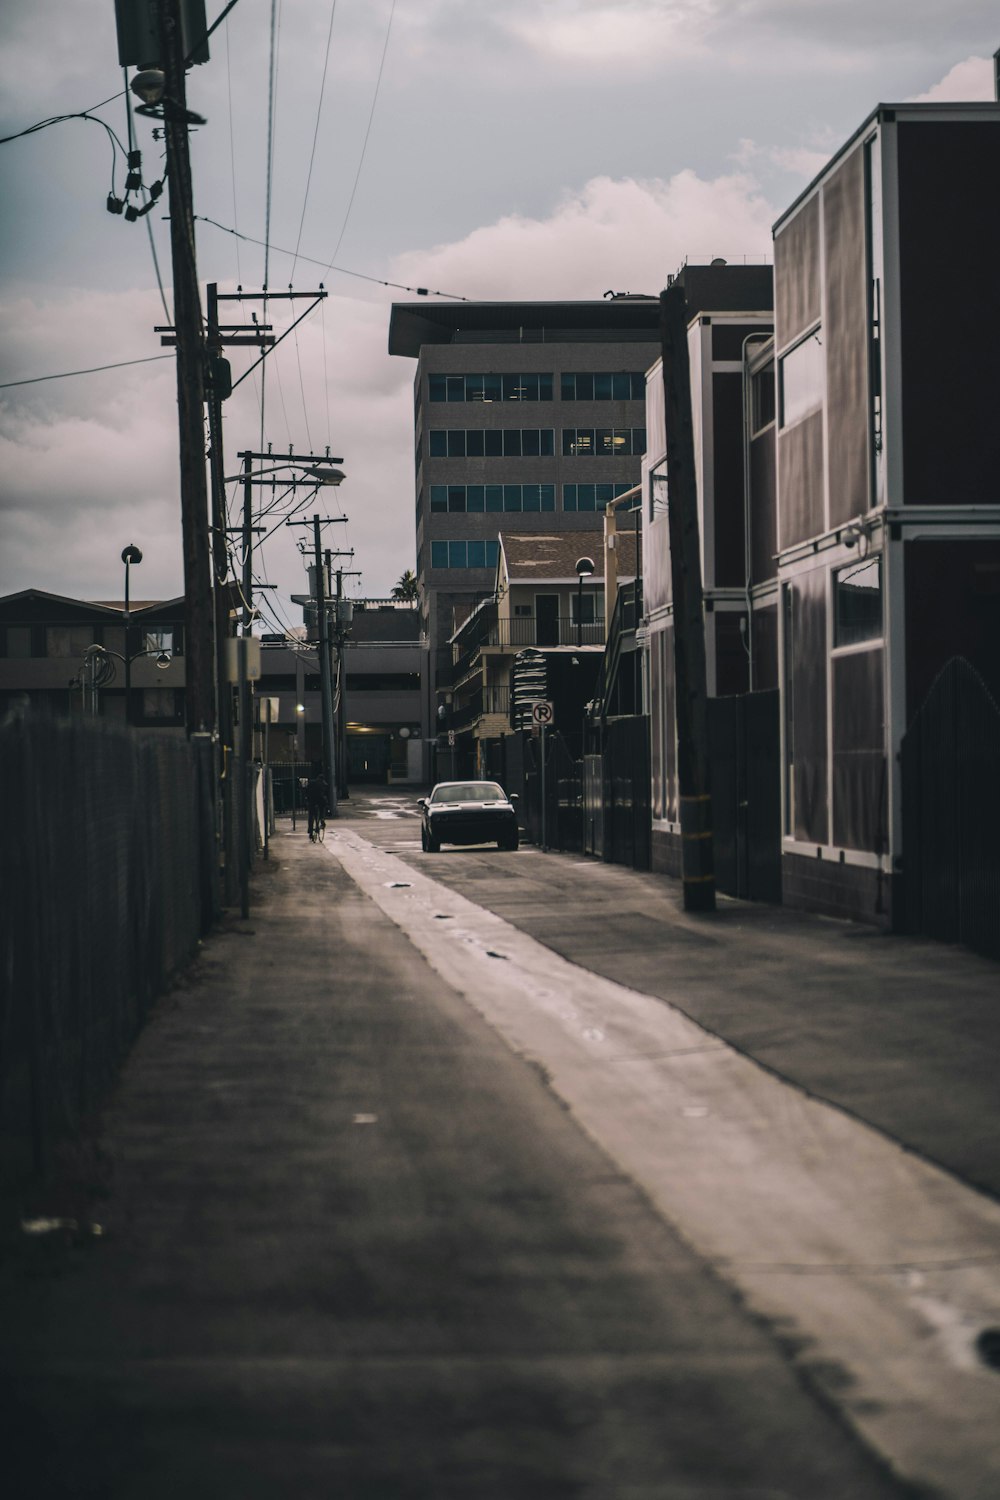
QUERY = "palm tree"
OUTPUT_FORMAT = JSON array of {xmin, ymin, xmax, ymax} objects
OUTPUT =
[{"xmin": 391, "ymin": 568, "xmax": 419, "ymax": 602}]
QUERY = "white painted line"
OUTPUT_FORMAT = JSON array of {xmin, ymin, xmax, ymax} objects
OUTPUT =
[{"xmin": 327, "ymin": 825, "xmax": 1000, "ymax": 1500}]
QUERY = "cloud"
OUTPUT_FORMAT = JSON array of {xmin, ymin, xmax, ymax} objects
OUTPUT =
[
  {"xmin": 391, "ymin": 170, "xmax": 775, "ymax": 302},
  {"xmin": 910, "ymin": 55, "xmax": 994, "ymax": 102},
  {"xmin": 502, "ymin": 1, "xmax": 713, "ymax": 67}
]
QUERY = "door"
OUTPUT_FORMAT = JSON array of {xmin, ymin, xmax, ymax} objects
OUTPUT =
[{"xmin": 536, "ymin": 594, "xmax": 559, "ymax": 646}]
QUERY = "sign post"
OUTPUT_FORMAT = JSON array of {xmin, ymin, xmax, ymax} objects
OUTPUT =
[{"xmin": 531, "ymin": 701, "xmax": 555, "ymax": 851}]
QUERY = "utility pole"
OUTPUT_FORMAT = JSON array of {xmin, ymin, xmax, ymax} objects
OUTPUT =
[
  {"xmin": 331, "ymin": 560, "xmax": 360, "ymax": 799},
  {"xmin": 157, "ymin": 0, "xmax": 214, "ymax": 735},
  {"xmin": 660, "ymin": 282, "xmax": 716, "ymax": 912},
  {"xmin": 313, "ymin": 522, "xmax": 338, "ymax": 815}
]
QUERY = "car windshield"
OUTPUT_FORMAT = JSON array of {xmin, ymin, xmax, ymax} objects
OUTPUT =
[{"xmin": 431, "ymin": 782, "xmax": 505, "ymax": 803}]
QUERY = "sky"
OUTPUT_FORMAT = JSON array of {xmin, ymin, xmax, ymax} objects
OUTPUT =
[{"xmin": 0, "ymin": 0, "xmax": 996, "ymax": 635}]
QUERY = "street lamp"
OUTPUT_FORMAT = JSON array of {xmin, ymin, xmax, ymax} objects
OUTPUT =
[{"xmin": 575, "ymin": 556, "xmax": 595, "ymax": 647}]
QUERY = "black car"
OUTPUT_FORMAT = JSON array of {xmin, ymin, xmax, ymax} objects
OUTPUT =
[{"xmin": 417, "ymin": 781, "xmax": 519, "ymax": 852}]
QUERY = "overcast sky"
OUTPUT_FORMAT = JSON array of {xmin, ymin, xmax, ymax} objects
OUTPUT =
[{"xmin": 1, "ymin": 0, "xmax": 995, "ymax": 630}]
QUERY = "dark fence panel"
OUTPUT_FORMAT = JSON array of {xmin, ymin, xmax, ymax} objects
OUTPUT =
[
  {"xmin": 0, "ymin": 712, "xmax": 214, "ymax": 1178},
  {"xmin": 708, "ymin": 690, "xmax": 781, "ymax": 903},
  {"xmin": 604, "ymin": 717, "xmax": 651, "ymax": 870},
  {"xmin": 900, "ymin": 657, "xmax": 1000, "ymax": 957}
]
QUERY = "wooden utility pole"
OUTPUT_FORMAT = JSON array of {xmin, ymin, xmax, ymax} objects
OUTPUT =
[
  {"xmin": 660, "ymin": 282, "xmax": 716, "ymax": 912},
  {"xmin": 158, "ymin": 0, "xmax": 214, "ymax": 734}
]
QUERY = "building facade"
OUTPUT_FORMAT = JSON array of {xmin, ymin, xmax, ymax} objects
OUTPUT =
[{"xmin": 388, "ymin": 297, "xmax": 659, "ymax": 776}]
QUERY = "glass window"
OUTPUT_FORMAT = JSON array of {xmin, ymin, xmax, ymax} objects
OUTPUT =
[
  {"xmin": 446, "ymin": 375, "xmax": 464, "ymax": 402},
  {"xmin": 466, "ymin": 429, "xmax": 484, "ymax": 457},
  {"xmin": 561, "ymin": 374, "xmax": 575, "ymax": 400},
  {"xmin": 466, "ymin": 375, "xmax": 485, "ymax": 402},
  {"xmin": 594, "ymin": 373, "xmax": 613, "ymax": 400},
  {"xmin": 485, "ymin": 485, "xmax": 504, "ymax": 512},
  {"xmin": 429, "ymin": 375, "xmax": 447, "ymax": 402},
  {"xmin": 780, "ymin": 331, "xmax": 824, "ymax": 428},
  {"xmin": 448, "ymin": 486, "xmax": 466, "ymax": 512},
  {"xmin": 635, "ymin": 427, "xmax": 646, "ymax": 455},
  {"xmin": 431, "ymin": 486, "xmax": 447, "ymax": 512},
  {"xmin": 486, "ymin": 540, "xmax": 499, "ymax": 568},
  {"xmin": 540, "ymin": 429, "xmax": 554, "ymax": 456},
  {"xmin": 4, "ymin": 626, "xmax": 32, "ymax": 658},
  {"xmin": 503, "ymin": 374, "xmax": 523, "ymax": 401},
  {"xmin": 448, "ymin": 541, "xmax": 466, "ymax": 568},
  {"xmin": 521, "ymin": 429, "xmax": 540, "ymax": 457},
  {"xmin": 538, "ymin": 374, "xmax": 553, "ymax": 401},
  {"xmin": 143, "ymin": 688, "xmax": 177, "ymax": 720},
  {"xmin": 466, "ymin": 485, "xmax": 485, "ymax": 512},
  {"xmin": 631, "ymin": 372, "xmax": 646, "ymax": 398},
  {"xmin": 578, "ymin": 484, "xmax": 596, "ymax": 511},
  {"xmin": 564, "ymin": 485, "xmax": 578, "ymax": 511},
  {"xmin": 467, "ymin": 540, "xmax": 486, "ymax": 568},
  {"xmin": 447, "ymin": 430, "xmax": 466, "ymax": 457},
  {"xmin": 429, "ymin": 431, "xmax": 447, "ymax": 457},
  {"xmin": 503, "ymin": 485, "xmax": 520, "ymax": 511},
  {"xmin": 144, "ymin": 629, "xmax": 173, "ymax": 655},
  {"xmin": 575, "ymin": 373, "xmax": 594, "ymax": 401},
  {"xmin": 431, "ymin": 541, "xmax": 448, "ymax": 568},
  {"xmin": 597, "ymin": 428, "xmax": 615, "ymax": 455},
  {"xmin": 46, "ymin": 625, "xmax": 94, "ymax": 658},
  {"xmin": 484, "ymin": 430, "xmax": 503, "ymax": 457},
  {"xmin": 503, "ymin": 430, "xmax": 522, "ymax": 457},
  {"xmin": 522, "ymin": 484, "xmax": 541, "ymax": 512},
  {"xmin": 835, "ymin": 556, "xmax": 882, "ymax": 646},
  {"xmin": 612, "ymin": 372, "xmax": 631, "ymax": 400},
  {"xmin": 483, "ymin": 373, "xmax": 502, "ymax": 402},
  {"xmin": 752, "ymin": 363, "xmax": 776, "ymax": 432}
]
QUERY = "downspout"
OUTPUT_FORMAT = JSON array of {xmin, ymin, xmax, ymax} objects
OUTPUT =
[{"xmin": 741, "ymin": 333, "xmax": 771, "ymax": 692}]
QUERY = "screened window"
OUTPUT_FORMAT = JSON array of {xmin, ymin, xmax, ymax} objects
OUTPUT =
[
  {"xmin": 430, "ymin": 485, "xmax": 554, "ymax": 514},
  {"xmin": 834, "ymin": 556, "xmax": 882, "ymax": 647},
  {"xmin": 562, "ymin": 428, "xmax": 646, "ymax": 457},
  {"xmin": 561, "ymin": 371, "xmax": 646, "ymax": 400},
  {"xmin": 779, "ymin": 332, "xmax": 824, "ymax": 428},
  {"xmin": 430, "ymin": 539, "xmax": 500, "ymax": 570},
  {"xmin": 46, "ymin": 625, "xmax": 94, "ymax": 658},
  {"xmin": 563, "ymin": 483, "xmax": 635, "ymax": 512},
  {"xmin": 428, "ymin": 373, "xmax": 553, "ymax": 403}
]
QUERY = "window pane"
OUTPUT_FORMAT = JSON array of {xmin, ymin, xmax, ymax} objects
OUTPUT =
[
  {"xmin": 429, "ymin": 374, "xmax": 446, "ymax": 402},
  {"xmin": 503, "ymin": 430, "xmax": 522, "ymax": 457},
  {"xmin": 522, "ymin": 484, "xmax": 540, "ymax": 512},
  {"xmin": 484, "ymin": 430, "xmax": 503, "ymax": 457},
  {"xmin": 596, "ymin": 485, "xmax": 614, "ymax": 506},
  {"xmin": 431, "ymin": 486, "xmax": 447, "ymax": 511},
  {"xmin": 575, "ymin": 373, "xmax": 593, "ymax": 401},
  {"xmin": 467, "ymin": 540, "xmax": 486, "ymax": 568},
  {"xmin": 448, "ymin": 541, "xmax": 466, "ymax": 568},
  {"xmin": 594, "ymin": 373, "xmax": 613, "ymax": 400},
  {"xmin": 431, "ymin": 541, "xmax": 448, "ymax": 568},
  {"xmin": 447, "ymin": 430, "xmax": 466, "ymax": 457},
  {"xmin": 429, "ymin": 431, "xmax": 446, "ymax": 457},
  {"xmin": 446, "ymin": 375, "xmax": 464, "ymax": 402},
  {"xmin": 466, "ymin": 375, "xmax": 485, "ymax": 402},
  {"xmin": 597, "ymin": 428, "xmax": 615, "ymax": 455},
  {"xmin": 538, "ymin": 374, "xmax": 553, "ymax": 401},
  {"xmin": 752, "ymin": 364, "xmax": 776, "ymax": 431},
  {"xmin": 521, "ymin": 429, "xmax": 540, "ymax": 456},
  {"xmin": 483, "ymin": 373, "xmax": 502, "ymax": 402},
  {"xmin": 835, "ymin": 556, "xmax": 882, "ymax": 646},
  {"xmin": 485, "ymin": 485, "xmax": 504, "ymax": 512},
  {"xmin": 47, "ymin": 625, "xmax": 93, "ymax": 657},
  {"xmin": 466, "ymin": 429, "xmax": 484, "ymax": 457},
  {"xmin": 466, "ymin": 485, "xmax": 485, "ymax": 512},
  {"xmin": 540, "ymin": 429, "xmax": 554, "ymax": 456},
  {"xmin": 780, "ymin": 331, "xmax": 824, "ymax": 427},
  {"xmin": 503, "ymin": 485, "xmax": 521, "ymax": 511},
  {"xmin": 612, "ymin": 372, "xmax": 630, "ymax": 400},
  {"xmin": 560, "ymin": 374, "xmax": 575, "ymax": 400},
  {"xmin": 540, "ymin": 485, "xmax": 555, "ymax": 511},
  {"xmin": 563, "ymin": 485, "xmax": 577, "ymax": 511},
  {"xmin": 578, "ymin": 484, "xmax": 596, "ymax": 510},
  {"xmin": 634, "ymin": 427, "xmax": 646, "ymax": 454},
  {"xmin": 502, "ymin": 374, "xmax": 519, "ymax": 401},
  {"xmin": 448, "ymin": 486, "xmax": 466, "ymax": 512},
  {"xmin": 5, "ymin": 626, "xmax": 32, "ymax": 658},
  {"xmin": 486, "ymin": 540, "xmax": 499, "ymax": 568},
  {"xmin": 630, "ymin": 372, "xmax": 645, "ymax": 398}
]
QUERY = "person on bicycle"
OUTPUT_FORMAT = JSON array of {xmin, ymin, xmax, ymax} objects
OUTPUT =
[{"xmin": 305, "ymin": 771, "xmax": 329, "ymax": 840}]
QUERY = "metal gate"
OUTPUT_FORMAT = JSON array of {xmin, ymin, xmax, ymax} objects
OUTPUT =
[
  {"xmin": 900, "ymin": 657, "xmax": 1000, "ymax": 957},
  {"xmin": 708, "ymin": 689, "xmax": 781, "ymax": 903}
]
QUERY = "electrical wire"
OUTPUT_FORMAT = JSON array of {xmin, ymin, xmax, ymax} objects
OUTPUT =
[
  {"xmin": 263, "ymin": 0, "xmax": 281, "ymax": 290},
  {"xmin": 292, "ymin": 0, "xmax": 338, "ymax": 284},
  {"xmin": 325, "ymin": 0, "xmax": 397, "ymax": 271},
  {"xmin": 0, "ymin": 354, "xmax": 173, "ymax": 389},
  {"xmin": 224, "ymin": 18, "xmax": 243, "ymax": 284},
  {"xmin": 293, "ymin": 323, "xmax": 312, "ymax": 448},
  {"xmin": 196, "ymin": 216, "xmax": 469, "ymax": 300},
  {"xmin": 0, "ymin": 100, "xmax": 126, "ymax": 148}
]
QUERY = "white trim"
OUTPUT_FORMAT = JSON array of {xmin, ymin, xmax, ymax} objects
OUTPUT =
[{"xmin": 782, "ymin": 837, "xmax": 888, "ymax": 871}]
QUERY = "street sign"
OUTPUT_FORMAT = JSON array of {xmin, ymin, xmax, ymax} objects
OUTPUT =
[{"xmin": 532, "ymin": 700, "xmax": 555, "ymax": 727}]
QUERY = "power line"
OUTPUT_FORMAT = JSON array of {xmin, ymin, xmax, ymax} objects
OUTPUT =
[
  {"xmin": 292, "ymin": 0, "xmax": 338, "ymax": 283},
  {"xmin": 0, "ymin": 354, "xmax": 173, "ymax": 390},
  {"xmin": 325, "ymin": 0, "xmax": 397, "ymax": 270},
  {"xmin": 196, "ymin": 216, "xmax": 468, "ymax": 300}
]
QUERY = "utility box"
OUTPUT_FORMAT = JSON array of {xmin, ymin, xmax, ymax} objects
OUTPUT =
[
  {"xmin": 114, "ymin": 0, "xmax": 210, "ymax": 67},
  {"xmin": 225, "ymin": 637, "xmax": 261, "ymax": 683}
]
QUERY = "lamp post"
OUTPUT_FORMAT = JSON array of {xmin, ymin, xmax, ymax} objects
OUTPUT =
[
  {"xmin": 122, "ymin": 544, "xmax": 142, "ymax": 724},
  {"xmin": 575, "ymin": 555, "xmax": 595, "ymax": 647}
]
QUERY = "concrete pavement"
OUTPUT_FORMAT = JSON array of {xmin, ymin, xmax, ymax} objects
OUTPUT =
[{"xmin": 1, "ymin": 816, "xmax": 923, "ymax": 1500}]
